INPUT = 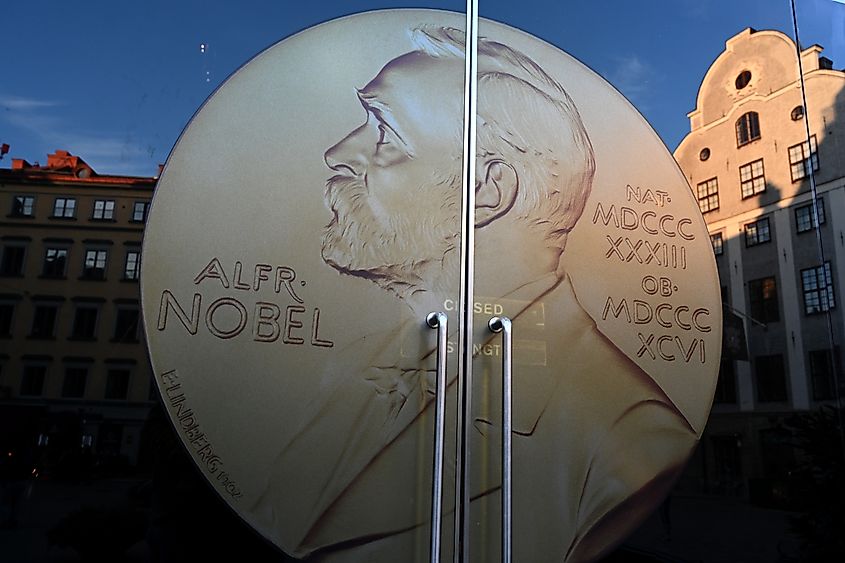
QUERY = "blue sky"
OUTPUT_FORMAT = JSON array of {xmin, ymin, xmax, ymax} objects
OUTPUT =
[{"xmin": 2, "ymin": 0, "xmax": 843, "ymax": 176}]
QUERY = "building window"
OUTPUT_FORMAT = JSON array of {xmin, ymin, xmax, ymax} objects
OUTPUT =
[
  {"xmin": 714, "ymin": 359, "xmax": 737, "ymax": 404},
  {"xmin": 801, "ymin": 262, "xmax": 835, "ymax": 314},
  {"xmin": 114, "ymin": 308, "xmax": 140, "ymax": 342},
  {"xmin": 61, "ymin": 367, "xmax": 88, "ymax": 398},
  {"xmin": 809, "ymin": 349, "xmax": 838, "ymax": 401},
  {"xmin": 755, "ymin": 354, "xmax": 788, "ymax": 403},
  {"xmin": 11, "ymin": 195, "xmax": 35, "ymax": 217},
  {"xmin": 788, "ymin": 135, "xmax": 819, "ymax": 182},
  {"xmin": 710, "ymin": 233, "xmax": 724, "ymax": 256},
  {"xmin": 744, "ymin": 217, "xmax": 771, "ymax": 247},
  {"xmin": 105, "ymin": 369, "xmax": 131, "ymax": 400},
  {"xmin": 739, "ymin": 159, "xmax": 765, "ymax": 198},
  {"xmin": 82, "ymin": 249, "xmax": 108, "ymax": 280},
  {"xmin": 52, "ymin": 197, "xmax": 76, "ymax": 218},
  {"xmin": 735, "ymin": 70, "xmax": 752, "ymax": 90},
  {"xmin": 132, "ymin": 201, "xmax": 149, "ymax": 222},
  {"xmin": 748, "ymin": 276, "xmax": 779, "ymax": 323},
  {"xmin": 42, "ymin": 248, "xmax": 68, "ymax": 278},
  {"xmin": 736, "ymin": 111, "xmax": 760, "ymax": 146},
  {"xmin": 795, "ymin": 199, "xmax": 825, "ymax": 233},
  {"xmin": 791, "ymin": 105, "xmax": 805, "ymax": 121},
  {"xmin": 0, "ymin": 302, "xmax": 15, "ymax": 336},
  {"xmin": 20, "ymin": 365, "xmax": 47, "ymax": 397},
  {"xmin": 0, "ymin": 245, "xmax": 26, "ymax": 276},
  {"xmin": 71, "ymin": 306, "xmax": 99, "ymax": 339},
  {"xmin": 696, "ymin": 177, "xmax": 719, "ymax": 213},
  {"xmin": 31, "ymin": 304, "xmax": 59, "ymax": 338},
  {"xmin": 124, "ymin": 250, "xmax": 141, "ymax": 280},
  {"xmin": 699, "ymin": 147, "xmax": 710, "ymax": 161},
  {"xmin": 92, "ymin": 199, "xmax": 115, "ymax": 220},
  {"xmin": 759, "ymin": 428, "xmax": 795, "ymax": 478}
]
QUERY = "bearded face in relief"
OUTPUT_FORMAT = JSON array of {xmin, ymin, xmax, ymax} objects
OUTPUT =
[
  {"xmin": 320, "ymin": 27, "xmax": 595, "ymax": 301},
  {"xmin": 320, "ymin": 52, "xmax": 465, "ymax": 297}
]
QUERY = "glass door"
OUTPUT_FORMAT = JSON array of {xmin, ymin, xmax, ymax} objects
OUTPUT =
[
  {"xmin": 460, "ymin": 10, "xmax": 722, "ymax": 562},
  {"xmin": 141, "ymin": 5, "xmax": 472, "ymax": 563}
]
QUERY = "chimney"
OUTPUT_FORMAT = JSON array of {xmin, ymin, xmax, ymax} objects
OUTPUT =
[
  {"xmin": 45, "ymin": 150, "xmax": 96, "ymax": 176},
  {"xmin": 46, "ymin": 149, "xmax": 78, "ymax": 170}
]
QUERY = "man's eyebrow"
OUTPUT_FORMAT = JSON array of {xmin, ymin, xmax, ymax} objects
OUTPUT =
[
  {"xmin": 356, "ymin": 88, "xmax": 388, "ymax": 112},
  {"xmin": 356, "ymin": 90, "xmax": 394, "ymax": 125},
  {"xmin": 356, "ymin": 89, "xmax": 410, "ymax": 149}
]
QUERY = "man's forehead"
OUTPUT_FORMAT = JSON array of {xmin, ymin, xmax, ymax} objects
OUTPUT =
[{"xmin": 360, "ymin": 51, "xmax": 464, "ymax": 100}]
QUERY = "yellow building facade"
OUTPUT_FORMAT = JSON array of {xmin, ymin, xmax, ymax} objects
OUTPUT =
[{"xmin": 0, "ymin": 150, "xmax": 155, "ymax": 469}]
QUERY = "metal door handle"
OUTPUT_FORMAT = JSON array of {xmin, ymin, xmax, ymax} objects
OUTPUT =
[
  {"xmin": 426, "ymin": 312, "xmax": 448, "ymax": 563},
  {"xmin": 488, "ymin": 316, "xmax": 512, "ymax": 563}
]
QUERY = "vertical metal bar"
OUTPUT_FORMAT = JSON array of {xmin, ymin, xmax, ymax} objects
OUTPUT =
[
  {"xmin": 789, "ymin": 0, "xmax": 845, "ymax": 449},
  {"xmin": 426, "ymin": 312, "xmax": 448, "ymax": 563},
  {"xmin": 488, "ymin": 316, "xmax": 512, "ymax": 563},
  {"xmin": 455, "ymin": 1, "xmax": 479, "ymax": 562}
]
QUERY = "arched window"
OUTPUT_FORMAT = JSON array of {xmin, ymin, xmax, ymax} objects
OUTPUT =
[{"xmin": 736, "ymin": 111, "xmax": 760, "ymax": 147}]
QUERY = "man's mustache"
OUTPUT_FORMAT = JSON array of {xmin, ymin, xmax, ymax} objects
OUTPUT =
[{"xmin": 325, "ymin": 174, "xmax": 368, "ymax": 216}]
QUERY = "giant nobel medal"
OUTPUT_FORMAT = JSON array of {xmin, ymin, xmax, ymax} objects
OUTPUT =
[{"xmin": 141, "ymin": 9, "xmax": 721, "ymax": 562}]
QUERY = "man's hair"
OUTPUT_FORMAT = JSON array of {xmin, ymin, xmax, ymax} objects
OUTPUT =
[{"xmin": 410, "ymin": 26, "xmax": 595, "ymax": 247}]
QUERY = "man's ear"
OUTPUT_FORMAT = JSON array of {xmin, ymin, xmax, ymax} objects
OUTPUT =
[{"xmin": 475, "ymin": 159, "xmax": 518, "ymax": 228}]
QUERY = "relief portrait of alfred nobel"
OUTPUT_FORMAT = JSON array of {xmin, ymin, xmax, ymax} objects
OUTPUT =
[{"xmin": 251, "ymin": 26, "xmax": 698, "ymax": 563}]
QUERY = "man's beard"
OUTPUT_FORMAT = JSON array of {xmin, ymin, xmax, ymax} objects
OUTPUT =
[{"xmin": 321, "ymin": 173, "xmax": 461, "ymax": 298}]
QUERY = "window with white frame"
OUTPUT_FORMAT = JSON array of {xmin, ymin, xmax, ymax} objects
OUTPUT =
[
  {"xmin": 788, "ymin": 135, "xmax": 819, "ymax": 182},
  {"xmin": 696, "ymin": 177, "xmax": 719, "ymax": 213},
  {"xmin": 710, "ymin": 232, "xmax": 723, "ymax": 256},
  {"xmin": 736, "ymin": 111, "xmax": 761, "ymax": 147},
  {"xmin": 52, "ymin": 197, "xmax": 76, "ymax": 218},
  {"xmin": 11, "ymin": 195, "xmax": 35, "ymax": 217},
  {"xmin": 124, "ymin": 250, "xmax": 141, "ymax": 280},
  {"xmin": 82, "ymin": 249, "xmax": 108, "ymax": 280},
  {"xmin": 740, "ymin": 159, "xmax": 766, "ymax": 198},
  {"xmin": 744, "ymin": 217, "xmax": 771, "ymax": 247},
  {"xmin": 801, "ymin": 262, "xmax": 835, "ymax": 315},
  {"xmin": 42, "ymin": 248, "xmax": 68, "ymax": 278},
  {"xmin": 795, "ymin": 199, "xmax": 825, "ymax": 233},
  {"xmin": 92, "ymin": 199, "xmax": 116, "ymax": 220},
  {"xmin": 132, "ymin": 201, "xmax": 149, "ymax": 222}
]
